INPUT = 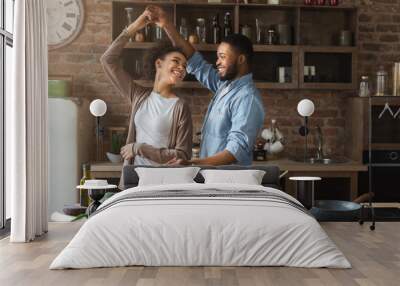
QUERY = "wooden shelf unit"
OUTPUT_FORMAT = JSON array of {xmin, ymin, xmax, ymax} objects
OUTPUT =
[
  {"xmin": 133, "ymin": 79, "xmax": 296, "ymax": 90},
  {"xmin": 299, "ymin": 46, "xmax": 357, "ymax": 90},
  {"xmin": 112, "ymin": 1, "xmax": 358, "ymax": 90},
  {"xmin": 125, "ymin": 42, "xmax": 298, "ymax": 52}
]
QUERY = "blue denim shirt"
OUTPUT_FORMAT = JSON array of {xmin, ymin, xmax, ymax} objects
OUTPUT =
[{"xmin": 187, "ymin": 52, "xmax": 265, "ymax": 165}]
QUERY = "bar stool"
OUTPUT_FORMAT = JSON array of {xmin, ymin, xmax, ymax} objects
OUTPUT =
[{"xmin": 289, "ymin": 176, "xmax": 321, "ymax": 209}]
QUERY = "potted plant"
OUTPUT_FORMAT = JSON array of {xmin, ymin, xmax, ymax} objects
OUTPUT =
[{"xmin": 106, "ymin": 132, "xmax": 124, "ymax": 163}]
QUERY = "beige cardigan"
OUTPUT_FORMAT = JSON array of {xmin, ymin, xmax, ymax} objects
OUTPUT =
[{"xmin": 101, "ymin": 31, "xmax": 193, "ymax": 186}]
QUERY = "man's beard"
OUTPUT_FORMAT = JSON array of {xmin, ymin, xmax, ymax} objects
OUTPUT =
[{"xmin": 219, "ymin": 62, "xmax": 238, "ymax": 81}]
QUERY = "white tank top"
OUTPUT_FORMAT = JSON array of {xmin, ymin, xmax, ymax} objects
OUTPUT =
[{"xmin": 134, "ymin": 91, "xmax": 178, "ymax": 165}]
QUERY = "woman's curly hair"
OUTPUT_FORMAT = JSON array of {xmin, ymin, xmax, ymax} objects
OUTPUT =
[{"xmin": 143, "ymin": 41, "xmax": 186, "ymax": 80}]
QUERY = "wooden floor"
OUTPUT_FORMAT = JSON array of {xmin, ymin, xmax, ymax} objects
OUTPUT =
[{"xmin": 0, "ymin": 222, "xmax": 399, "ymax": 286}]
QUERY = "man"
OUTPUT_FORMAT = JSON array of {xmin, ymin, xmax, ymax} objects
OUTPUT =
[{"xmin": 147, "ymin": 6, "xmax": 265, "ymax": 166}]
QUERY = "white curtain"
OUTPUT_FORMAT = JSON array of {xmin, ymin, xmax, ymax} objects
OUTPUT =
[{"xmin": 7, "ymin": 0, "xmax": 48, "ymax": 242}]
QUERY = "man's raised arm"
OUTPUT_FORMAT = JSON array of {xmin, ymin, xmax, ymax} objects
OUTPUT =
[{"xmin": 146, "ymin": 5, "xmax": 194, "ymax": 58}]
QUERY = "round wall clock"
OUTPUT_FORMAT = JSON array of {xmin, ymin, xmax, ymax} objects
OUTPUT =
[{"xmin": 46, "ymin": 0, "xmax": 85, "ymax": 50}]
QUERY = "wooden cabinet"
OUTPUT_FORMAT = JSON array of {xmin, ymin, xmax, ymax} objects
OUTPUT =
[
  {"xmin": 345, "ymin": 97, "xmax": 400, "ymax": 163},
  {"xmin": 112, "ymin": 1, "xmax": 358, "ymax": 90}
]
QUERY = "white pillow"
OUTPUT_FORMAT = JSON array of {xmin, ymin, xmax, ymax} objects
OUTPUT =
[
  {"xmin": 135, "ymin": 167, "xmax": 201, "ymax": 186},
  {"xmin": 200, "ymin": 169, "xmax": 266, "ymax": 185}
]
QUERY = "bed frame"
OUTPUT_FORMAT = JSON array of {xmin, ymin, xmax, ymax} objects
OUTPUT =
[{"xmin": 122, "ymin": 165, "xmax": 281, "ymax": 190}]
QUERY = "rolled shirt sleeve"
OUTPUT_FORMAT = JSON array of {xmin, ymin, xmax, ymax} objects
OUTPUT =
[
  {"xmin": 225, "ymin": 91, "xmax": 265, "ymax": 165},
  {"xmin": 186, "ymin": 51, "xmax": 222, "ymax": 93}
]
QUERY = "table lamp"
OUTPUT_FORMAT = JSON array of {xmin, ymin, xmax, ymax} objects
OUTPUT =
[
  {"xmin": 297, "ymin": 99, "xmax": 315, "ymax": 162},
  {"xmin": 90, "ymin": 99, "xmax": 107, "ymax": 161}
]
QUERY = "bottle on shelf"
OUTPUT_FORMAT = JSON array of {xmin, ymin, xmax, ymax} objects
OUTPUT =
[
  {"xmin": 196, "ymin": 18, "xmax": 206, "ymax": 44},
  {"xmin": 125, "ymin": 7, "xmax": 134, "ymax": 42},
  {"xmin": 241, "ymin": 25, "xmax": 252, "ymax": 41},
  {"xmin": 255, "ymin": 18, "xmax": 263, "ymax": 44},
  {"xmin": 179, "ymin": 18, "xmax": 189, "ymax": 41},
  {"xmin": 223, "ymin": 12, "xmax": 232, "ymax": 39},
  {"xmin": 144, "ymin": 25, "xmax": 151, "ymax": 42},
  {"xmin": 79, "ymin": 163, "xmax": 92, "ymax": 207},
  {"xmin": 212, "ymin": 14, "xmax": 221, "ymax": 44}
]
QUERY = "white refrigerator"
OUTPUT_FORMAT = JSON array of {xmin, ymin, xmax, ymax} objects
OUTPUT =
[{"xmin": 48, "ymin": 97, "xmax": 93, "ymax": 218}]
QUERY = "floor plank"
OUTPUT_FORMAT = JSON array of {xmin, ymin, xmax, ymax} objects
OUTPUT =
[{"xmin": 0, "ymin": 222, "xmax": 399, "ymax": 286}]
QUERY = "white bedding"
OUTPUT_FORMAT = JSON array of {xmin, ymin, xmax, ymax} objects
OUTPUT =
[{"xmin": 50, "ymin": 183, "xmax": 351, "ymax": 269}]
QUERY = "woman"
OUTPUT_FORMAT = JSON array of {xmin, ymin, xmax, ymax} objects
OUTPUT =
[{"xmin": 100, "ymin": 9, "xmax": 192, "ymax": 188}]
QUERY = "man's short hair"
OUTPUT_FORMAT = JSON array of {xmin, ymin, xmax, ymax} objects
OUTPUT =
[{"xmin": 222, "ymin": 34, "xmax": 254, "ymax": 65}]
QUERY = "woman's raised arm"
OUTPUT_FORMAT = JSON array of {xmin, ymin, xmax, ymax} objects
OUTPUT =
[{"xmin": 100, "ymin": 12, "xmax": 151, "ymax": 102}]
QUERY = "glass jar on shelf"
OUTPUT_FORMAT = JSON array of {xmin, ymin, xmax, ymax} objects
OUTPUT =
[
  {"xmin": 155, "ymin": 26, "xmax": 164, "ymax": 42},
  {"xmin": 241, "ymin": 25, "xmax": 252, "ymax": 41},
  {"xmin": 179, "ymin": 18, "xmax": 189, "ymax": 41},
  {"xmin": 265, "ymin": 28, "xmax": 276, "ymax": 45},
  {"xmin": 359, "ymin": 76, "xmax": 370, "ymax": 97},
  {"xmin": 375, "ymin": 65, "xmax": 388, "ymax": 96}
]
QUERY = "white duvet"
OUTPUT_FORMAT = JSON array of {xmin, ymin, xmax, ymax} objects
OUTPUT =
[{"xmin": 50, "ymin": 183, "xmax": 351, "ymax": 269}]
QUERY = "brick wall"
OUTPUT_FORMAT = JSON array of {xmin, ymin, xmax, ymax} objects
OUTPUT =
[{"xmin": 48, "ymin": 0, "xmax": 399, "ymax": 160}]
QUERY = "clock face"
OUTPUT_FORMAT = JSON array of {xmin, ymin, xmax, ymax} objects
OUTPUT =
[{"xmin": 46, "ymin": 0, "xmax": 84, "ymax": 50}]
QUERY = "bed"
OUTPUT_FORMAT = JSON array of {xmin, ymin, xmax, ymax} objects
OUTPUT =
[{"xmin": 50, "ymin": 166, "xmax": 350, "ymax": 269}]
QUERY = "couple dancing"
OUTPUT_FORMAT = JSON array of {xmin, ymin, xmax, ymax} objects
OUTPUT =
[{"xmin": 100, "ymin": 5, "xmax": 265, "ymax": 185}]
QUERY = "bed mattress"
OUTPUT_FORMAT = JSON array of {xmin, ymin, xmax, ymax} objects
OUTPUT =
[{"xmin": 50, "ymin": 183, "xmax": 350, "ymax": 269}]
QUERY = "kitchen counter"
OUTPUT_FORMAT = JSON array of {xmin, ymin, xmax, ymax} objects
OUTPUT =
[
  {"xmin": 254, "ymin": 159, "xmax": 367, "ymax": 200},
  {"xmin": 253, "ymin": 159, "xmax": 367, "ymax": 172},
  {"xmin": 91, "ymin": 161, "xmax": 123, "ymax": 172}
]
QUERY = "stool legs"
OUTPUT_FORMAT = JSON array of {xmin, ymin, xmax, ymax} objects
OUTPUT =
[
  {"xmin": 86, "ymin": 189, "xmax": 106, "ymax": 216},
  {"xmin": 296, "ymin": 181, "xmax": 315, "ymax": 209}
]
